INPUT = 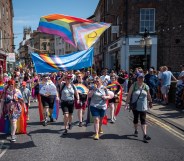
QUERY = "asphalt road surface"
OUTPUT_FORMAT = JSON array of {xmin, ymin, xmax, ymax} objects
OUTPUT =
[{"xmin": 0, "ymin": 101, "xmax": 184, "ymax": 161}]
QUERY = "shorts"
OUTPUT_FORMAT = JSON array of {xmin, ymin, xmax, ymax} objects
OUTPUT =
[
  {"xmin": 41, "ymin": 95, "xmax": 55, "ymax": 109},
  {"xmin": 90, "ymin": 106, "xmax": 106, "ymax": 118},
  {"xmin": 74, "ymin": 100, "xmax": 87, "ymax": 110},
  {"xmin": 61, "ymin": 100, "xmax": 74, "ymax": 114},
  {"xmin": 132, "ymin": 110, "xmax": 146, "ymax": 125},
  {"xmin": 161, "ymin": 85, "xmax": 170, "ymax": 94},
  {"xmin": 109, "ymin": 98, "xmax": 116, "ymax": 103}
]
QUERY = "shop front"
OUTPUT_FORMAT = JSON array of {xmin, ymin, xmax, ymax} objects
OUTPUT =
[
  {"xmin": 105, "ymin": 38, "xmax": 122, "ymax": 73},
  {"xmin": 0, "ymin": 49, "xmax": 7, "ymax": 72},
  {"xmin": 120, "ymin": 36, "xmax": 157, "ymax": 72}
]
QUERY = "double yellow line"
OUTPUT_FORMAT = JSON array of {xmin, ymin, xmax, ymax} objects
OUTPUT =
[{"xmin": 147, "ymin": 115, "xmax": 184, "ymax": 141}]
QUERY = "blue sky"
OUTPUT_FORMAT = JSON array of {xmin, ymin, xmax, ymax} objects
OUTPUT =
[{"xmin": 13, "ymin": 0, "xmax": 99, "ymax": 51}]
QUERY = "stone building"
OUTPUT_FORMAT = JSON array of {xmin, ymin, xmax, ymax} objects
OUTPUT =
[{"xmin": 0, "ymin": 0, "xmax": 14, "ymax": 72}]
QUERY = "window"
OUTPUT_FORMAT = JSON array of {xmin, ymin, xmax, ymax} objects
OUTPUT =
[
  {"xmin": 140, "ymin": 8, "xmax": 155, "ymax": 33},
  {"xmin": 106, "ymin": 30, "xmax": 108, "ymax": 44},
  {"xmin": 0, "ymin": 7, "xmax": 1, "ymax": 19},
  {"xmin": 0, "ymin": 30, "xmax": 2, "ymax": 48},
  {"xmin": 106, "ymin": 0, "xmax": 109, "ymax": 12},
  {"xmin": 2, "ymin": 6, "xmax": 4, "ymax": 16},
  {"xmin": 116, "ymin": 16, "xmax": 120, "ymax": 37},
  {"xmin": 6, "ymin": 10, "xmax": 8, "ymax": 20}
]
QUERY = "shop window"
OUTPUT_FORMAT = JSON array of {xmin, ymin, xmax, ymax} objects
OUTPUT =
[{"xmin": 140, "ymin": 8, "xmax": 155, "ymax": 33}]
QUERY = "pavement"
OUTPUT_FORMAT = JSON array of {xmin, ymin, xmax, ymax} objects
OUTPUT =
[{"xmin": 122, "ymin": 95, "xmax": 184, "ymax": 132}]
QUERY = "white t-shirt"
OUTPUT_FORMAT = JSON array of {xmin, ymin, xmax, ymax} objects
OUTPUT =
[
  {"xmin": 100, "ymin": 75, "xmax": 110, "ymax": 86},
  {"xmin": 177, "ymin": 71, "xmax": 184, "ymax": 85}
]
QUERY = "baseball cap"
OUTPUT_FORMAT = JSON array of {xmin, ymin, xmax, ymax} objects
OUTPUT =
[
  {"xmin": 22, "ymin": 81, "xmax": 27, "ymax": 86},
  {"xmin": 180, "ymin": 64, "xmax": 184, "ymax": 68},
  {"xmin": 137, "ymin": 73, "xmax": 144, "ymax": 78},
  {"xmin": 149, "ymin": 68, "xmax": 154, "ymax": 72}
]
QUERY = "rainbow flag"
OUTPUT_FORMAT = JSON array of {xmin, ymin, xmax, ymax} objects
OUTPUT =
[
  {"xmin": 38, "ymin": 14, "xmax": 111, "ymax": 50},
  {"xmin": 0, "ymin": 104, "xmax": 27, "ymax": 134},
  {"xmin": 0, "ymin": 82, "xmax": 4, "ymax": 92},
  {"xmin": 16, "ymin": 104, "xmax": 27, "ymax": 134},
  {"xmin": 37, "ymin": 94, "xmax": 59, "ymax": 122}
]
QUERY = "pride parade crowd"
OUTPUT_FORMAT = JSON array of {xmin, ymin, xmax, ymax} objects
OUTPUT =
[{"xmin": 0, "ymin": 65, "xmax": 184, "ymax": 143}]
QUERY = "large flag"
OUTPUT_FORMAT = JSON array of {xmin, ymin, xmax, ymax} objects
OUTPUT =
[
  {"xmin": 37, "ymin": 14, "xmax": 111, "ymax": 50},
  {"xmin": 31, "ymin": 47, "xmax": 94, "ymax": 73}
]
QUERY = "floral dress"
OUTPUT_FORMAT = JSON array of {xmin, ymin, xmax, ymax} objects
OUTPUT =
[{"xmin": 4, "ymin": 88, "xmax": 23, "ymax": 120}]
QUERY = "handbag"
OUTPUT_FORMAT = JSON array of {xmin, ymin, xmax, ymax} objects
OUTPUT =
[{"xmin": 129, "ymin": 88, "xmax": 143, "ymax": 111}]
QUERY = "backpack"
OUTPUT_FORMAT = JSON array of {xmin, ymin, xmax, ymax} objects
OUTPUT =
[{"xmin": 60, "ymin": 83, "xmax": 76, "ymax": 99}]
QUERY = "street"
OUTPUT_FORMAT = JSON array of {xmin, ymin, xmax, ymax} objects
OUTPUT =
[{"xmin": 0, "ymin": 101, "xmax": 184, "ymax": 161}]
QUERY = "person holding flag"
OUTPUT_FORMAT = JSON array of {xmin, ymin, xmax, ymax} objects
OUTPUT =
[
  {"xmin": 39, "ymin": 74, "xmax": 59, "ymax": 126},
  {"xmin": 1, "ymin": 79, "xmax": 26, "ymax": 142}
]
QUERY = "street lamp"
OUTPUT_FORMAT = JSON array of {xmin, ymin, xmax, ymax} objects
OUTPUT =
[{"xmin": 140, "ymin": 28, "xmax": 152, "ymax": 70}]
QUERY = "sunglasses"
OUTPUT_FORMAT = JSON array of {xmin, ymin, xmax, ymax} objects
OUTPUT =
[
  {"xmin": 77, "ymin": 76, "xmax": 81, "ymax": 78},
  {"xmin": 94, "ymin": 80, "xmax": 100, "ymax": 83}
]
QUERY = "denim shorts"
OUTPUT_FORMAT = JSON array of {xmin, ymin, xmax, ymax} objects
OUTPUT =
[{"xmin": 90, "ymin": 106, "xmax": 106, "ymax": 118}]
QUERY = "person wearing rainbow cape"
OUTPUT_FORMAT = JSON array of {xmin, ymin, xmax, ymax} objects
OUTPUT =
[
  {"xmin": 107, "ymin": 74, "xmax": 123, "ymax": 124},
  {"xmin": 1, "ymin": 79, "xmax": 27, "ymax": 142},
  {"xmin": 39, "ymin": 74, "xmax": 60, "ymax": 126}
]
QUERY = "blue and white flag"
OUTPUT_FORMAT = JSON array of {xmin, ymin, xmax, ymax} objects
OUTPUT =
[{"xmin": 31, "ymin": 47, "xmax": 94, "ymax": 73}]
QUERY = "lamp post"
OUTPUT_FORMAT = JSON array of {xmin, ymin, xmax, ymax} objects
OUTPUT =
[{"xmin": 140, "ymin": 28, "xmax": 152, "ymax": 70}]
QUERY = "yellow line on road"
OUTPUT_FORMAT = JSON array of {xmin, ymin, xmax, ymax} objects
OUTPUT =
[{"xmin": 147, "ymin": 115, "xmax": 184, "ymax": 141}]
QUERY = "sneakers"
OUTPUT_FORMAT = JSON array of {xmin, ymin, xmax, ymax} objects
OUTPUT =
[
  {"xmin": 110, "ymin": 119, "xmax": 115, "ymax": 124},
  {"xmin": 79, "ymin": 122, "xmax": 83, "ymax": 127},
  {"xmin": 63, "ymin": 129, "xmax": 68, "ymax": 135},
  {"xmin": 134, "ymin": 130, "xmax": 138, "ymax": 137},
  {"xmin": 11, "ymin": 135, "xmax": 16, "ymax": 142},
  {"xmin": 93, "ymin": 134, "xmax": 99, "ymax": 140},
  {"xmin": 161, "ymin": 101, "xmax": 168, "ymax": 105},
  {"xmin": 99, "ymin": 127, "xmax": 103, "ymax": 134},
  {"xmin": 143, "ymin": 135, "xmax": 151, "ymax": 142},
  {"xmin": 43, "ymin": 120, "xmax": 47, "ymax": 126},
  {"xmin": 68, "ymin": 123, "xmax": 72, "ymax": 130}
]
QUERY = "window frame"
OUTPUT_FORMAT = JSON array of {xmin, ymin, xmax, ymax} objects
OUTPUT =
[{"xmin": 139, "ymin": 8, "xmax": 155, "ymax": 33}]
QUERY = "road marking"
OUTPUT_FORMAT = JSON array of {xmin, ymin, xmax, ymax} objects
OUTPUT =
[
  {"xmin": 147, "ymin": 115, "xmax": 184, "ymax": 141},
  {"xmin": 0, "ymin": 140, "xmax": 10, "ymax": 159},
  {"xmin": 128, "ymin": 115, "xmax": 154, "ymax": 126}
]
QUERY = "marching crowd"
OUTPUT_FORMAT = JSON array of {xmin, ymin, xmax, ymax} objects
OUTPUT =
[{"xmin": 0, "ymin": 64, "xmax": 184, "ymax": 143}]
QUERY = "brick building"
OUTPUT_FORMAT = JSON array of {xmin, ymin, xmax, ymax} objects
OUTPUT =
[
  {"xmin": 156, "ymin": 0, "xmax": 184, "ymax": 71},
  {"xmin": 0, "ymin": 0, "xmax": 14, "ymax": 72},
  {"xmin": 93, "ymin": 0, "xmax": 184, "ymax": 72}
]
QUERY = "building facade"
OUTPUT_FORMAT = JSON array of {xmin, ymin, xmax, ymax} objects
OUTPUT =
[
  {"xmin": 0, "ymin": 0, "xmax": 14, "ymax": 72},
  {"xmin": 94, "ymin": 0, "xmax": 184, "ymax": 73}
]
